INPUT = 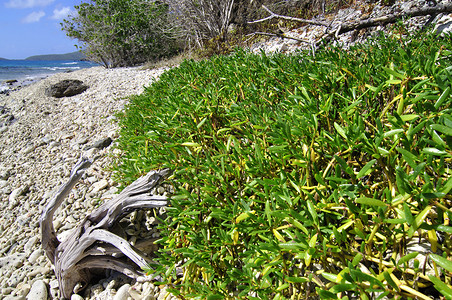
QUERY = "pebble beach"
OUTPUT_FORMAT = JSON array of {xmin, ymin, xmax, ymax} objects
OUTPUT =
[{"xmin": 0, "ymin": 66, "xmax": 173, "ymax": 299}]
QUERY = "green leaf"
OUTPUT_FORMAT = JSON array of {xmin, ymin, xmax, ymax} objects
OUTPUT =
[
  {"xmin": 279, "ymin": 242, "xmax": 308, "ymax": 250},
  {"xmin": 322, "ymin": 272, "xmax": 338, "ymax": 282},
  {"xmin": 207, "ymin": 294, "xmax": 224, "ymax": 300},
  {"xmin": 403, "ymin": 202, "xmax": 414, "ymax": 225},
  {"xmin": 330, "ymin": 283, "xmax": 356, "ymax": 293},
  {"xmin": 397, "ymin": 252, "xmax": 419, "ymax": 267},
  {"xmin": 307, "ymin": 200, "xmax": 319, "ymax": 226},
  {"xmin": 350, "ymin": 269, "xmax": 384, "ymax": 288},
  {"xmin": 383, "ymin": 270, "xmax": 399, "ymax": 291},
  {"xmin": 396, "ymin": 147, "xmax": 418, "ymax": 169},
  {"xmin": 356, "ymin": 197, "xmax": 386, "ymax": 207},
  {"xmin": 429, "ymin": 275, "xmax": 452, "ymax": 299},
  {"xmin": 317, "ymin": 289, "xmax": 338, "ymax": 299},
  {"xmin": 334, "ymin": 122, "xmax": 347, "ymax": 139},
  {"xmin": 422, "ymin": 147, "xmax": 449, "ymax": 156},
  {"xmin": 434, "ymin": 86, "xmax": 450, "ymax": 110},
  {"xmin": 408, "ymin": 205, "xmax": 431, "ymax": 238},
  {"xmin": 276, "ymin": 283, "xmax": 290, "ymax": 292},
  {"xmin": 352, "ymin": 253, "xmax": 363, "ymax": 267},
  {"xmin": 386, "ymin": 79, "xmax": 402, "ymax": 85},
  {"xmin": 197, "ymin": 117, "xmax": 207, "ymax": 129},
  {"xmin": 382, "ymin": 66, "xmax": 406, "ymax": 79},
  {"xmin": 436, "ymin": 225, "xmax": 452, "ymax": 234},
  {"xmin": 384, "ymin": 129, "xmax": 404, "ymax": 138},
  {"xmin": 430, "ymin": 254, "xmax": 452, "ymax": 273},
  {"xmin": 356, "ymin": 159, "xmax": 376, "ymax": 178},
  {"xmin": 430, "ymin": 124, "xmax": 452, "ymax": 136},
  {"xmin": 236, "ymin": 211, "xmax": 254, "ymax": 223},
  {"xmin": 440, "ymin": 176, "xmax": 452, "ymax": 195},
  {"xmin": 181, "ymin": 142, "xmax": 200, "ymax": 147},
  {"xmin": 286, "ymin": 276, "xmax": 308, "ymax": 283}
]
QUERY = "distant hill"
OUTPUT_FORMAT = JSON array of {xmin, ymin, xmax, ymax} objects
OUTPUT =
[
  {"xmin": 0, "ymin": 57, "xmax": 8, "ymax": 61},
  {"xmin": 25, "ymin": 51, "xmax": 86, "ymax": 61}
]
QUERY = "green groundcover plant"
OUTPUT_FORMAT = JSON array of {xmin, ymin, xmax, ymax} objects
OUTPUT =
[{"xmin": 114, "ymin": 30, "xmax": 452, "ymax": 299}]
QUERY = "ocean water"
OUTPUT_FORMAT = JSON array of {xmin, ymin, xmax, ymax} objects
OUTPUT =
[{"xmin": 0, "ymin": 60, "xmax": 98, "ymax": 92}]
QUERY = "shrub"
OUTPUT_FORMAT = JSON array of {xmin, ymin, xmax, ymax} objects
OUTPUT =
[
  {"xmin": 62, "ymin": 0, "xmax": 179, "ymax": 68},
  {"xmin": 114, "ymin": 31, "xmax": 452, "ymax": 299}
]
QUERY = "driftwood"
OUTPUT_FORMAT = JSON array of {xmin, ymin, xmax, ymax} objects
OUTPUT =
[
  {"xmin": 332, "ymin": 3, "xmax": 452, "ymax": 36},
  {"xmin": 40, "ymin": 156, "xmax": 171, "ymax": 298},
  {"xmin": 248, "ymin": 5, "xmax": 331, "ymax": 27},
  {"xmin": 249, "ymin": 3, "xmax": 452, "ymax": 44},
  {"xmin": 248, "ymin": 31, "xmax": 312, "ymax": 44}
]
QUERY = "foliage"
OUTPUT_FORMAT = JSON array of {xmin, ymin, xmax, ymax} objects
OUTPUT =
[
  {"xmin": 62, "ymin": 0, "xmax": 179, "ymax": 68},
  {"xmin": 114, "ymin": 31, "xmax": 452, "ymax": 299}
]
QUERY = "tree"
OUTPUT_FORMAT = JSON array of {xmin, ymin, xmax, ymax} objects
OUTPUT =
[{"xmin": 62, "ymin": 0, "xmax": 180, "ymax": 68}]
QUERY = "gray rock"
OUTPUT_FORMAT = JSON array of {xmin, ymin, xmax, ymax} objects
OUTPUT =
[
  {"xmin": 0, "ymin": 253, "xmax": 25, "ymax": 268},
  {"xmin": 113, "ymin": 284, "xmax": 130, "ymax": 300},
  {"xmin": 24, "ymin": 236, "xmax": 39, "ymax": 252},
  {"xmin": 45, "ymin": 79, "xmax": 88, "ymax": 98},
  {"xmin": 0, "ymin": 170, "xmax": 10, "ymax": 180},
  {"xmin": 26, "ymin": 280, "xmax": 47, "ymax": 300},
  {"xmin": 92, "ymin": 179, "xmax": 109, "ymax": 193},
  {"xmin": 9, "ymin": 186, "xmax": 29, "ymax": 208},
  {"xmin": 129, "ymin": 287, "xmax": 143, "ymax": 300},
  {"xmin": 16, "ymin": 282, "xmax": 31, "ymax": 297},
  {"xmin": 435, "ymin": 15, "xmax": 452, "ymax": 35},
  {"xmin": 85, "ymin": 137, "xmax": 113, "ymax": 150},
  {"xmin": 22, "ymin": 145, "xmax": 35, "ymax": 154},
  {"xmin": 157, "ymin": 287, "xmax": 168, "ymax": 300},
  {"xmin": 76, "ymin": 137, "xmax": 88, "ymax": 145},
  {"xmin": 28, "ymin": 249, "xmax": 42, "ymax": 264},
  {"xmin": 70, "ymin": 294, "xmax": 84, "ymax": 300}
]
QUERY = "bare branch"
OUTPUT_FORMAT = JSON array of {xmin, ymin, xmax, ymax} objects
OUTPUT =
[
  {"xmin": 248, "ymin": 5, "xmax": 330, "ymax": 27},
  {"xmin": 249, "ymin": 31, "xmax": 312, "ymax": 44},
  {"xmin": 248, "ymin": 3, "xmax": 452, "ymax": 47},
  {"xmin": 39, "ymin": 156, "xmax": 96, "ymax": 263},
  {"xmin": 333, "ymin": 2, "xmax": 452, "ymax": 35}
]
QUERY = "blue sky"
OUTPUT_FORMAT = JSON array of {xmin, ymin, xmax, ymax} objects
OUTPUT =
[{"xmin": 0, "ymin": 0, "xmax": 82, "ymax": 59}]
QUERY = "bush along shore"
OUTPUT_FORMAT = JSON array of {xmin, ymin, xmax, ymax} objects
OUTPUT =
[{"xmin": 114, "ymin": 29, "xmax": 452, "ymax": 299}]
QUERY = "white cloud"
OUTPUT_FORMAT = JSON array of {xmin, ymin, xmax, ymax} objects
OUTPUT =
[
  {"xmin": 51, "ymin": 7, "xmax": 73, "ymax": 20},
  {"xmin": 5, "ymin": 0, "xmax": 55, "ymax": 9},
  {"xmin": 22, "ymin": 10, "xmax": 45, "ymax": 23}
]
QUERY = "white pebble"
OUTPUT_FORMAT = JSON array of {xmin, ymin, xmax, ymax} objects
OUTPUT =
[
  {"xmin": 113, "ymin": 284, "xmax": 130, "ymax": 300},
  {"xmin": 26, "ymin": 280, "xmax": 47, "ymax": 300}
]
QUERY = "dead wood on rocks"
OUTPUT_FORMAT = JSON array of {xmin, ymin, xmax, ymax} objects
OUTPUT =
[
  {"xmin": 40, "ymin": 156, "xmax": 171, "ymax": 298},
  {"xmin": 249, "ymin": 3, "xmax": 452, "ymax": 44}
]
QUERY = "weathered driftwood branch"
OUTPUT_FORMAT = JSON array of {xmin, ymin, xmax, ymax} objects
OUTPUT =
[
  {"xmin": 249, "ymin": 3, "xmax": 452, "ymax": 43},
  {"xmin": 248, "ymin": 5, "xmax": 330, "ymax": 27},
  {"xmin": 248, "ymin": 31, "xmax": 312, "ymax": 43},
  {"xmin": 332, "ymin": 2, "xmax": 452, "ymax": 36},
  {"xmin": 40, "ymin": 156, "xmax": 171, "ymax": 298}
]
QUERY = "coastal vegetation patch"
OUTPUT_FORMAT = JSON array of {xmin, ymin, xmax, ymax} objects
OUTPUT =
[{"xmin": 113, "ymin": 30, "xmax": 452, "ymax": 299}]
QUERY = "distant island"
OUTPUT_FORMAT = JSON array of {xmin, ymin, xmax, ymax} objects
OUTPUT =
[{"xmin": 25, "ymin": 51, "xmax": 86, "ymax": 61}]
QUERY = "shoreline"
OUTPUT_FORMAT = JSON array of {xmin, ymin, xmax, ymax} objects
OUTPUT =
[
  {"xmin": 0, "ymin": 74, "xmax": 53, "ymax": 94},
  {"xmin": 0, "ymin": 65, "xmax": 172, "ymax": 299}
]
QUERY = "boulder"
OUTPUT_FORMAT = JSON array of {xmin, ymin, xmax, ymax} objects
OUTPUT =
[
  {"xmin": 45, "ymin": 79, "xmax": 88, "ymax": 98},
  {"xmin": 5, "ymin": 79, "xmax": 18, "ymax": 85}
]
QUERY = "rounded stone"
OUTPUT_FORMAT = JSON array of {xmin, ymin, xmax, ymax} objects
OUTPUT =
[
  {"xmin": 71, "ymin": 294, "xmax": 84, "ymax": 300},
  {"xmin": 26, "ymin": 280, "xmax": 47, "ymax": 300},
  {"xmin": 113, "ymin": 284, "xmax": 130, "ymax": 300}
]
